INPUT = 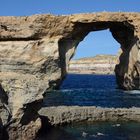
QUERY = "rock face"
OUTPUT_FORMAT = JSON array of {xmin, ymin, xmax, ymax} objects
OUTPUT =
[
  {"xmin": 0, "ymin": 12, "xmax": 139, "ymax": 139},
  {"xmin": 68, "ymin": 55, "xmax": 118, "ymax": 74}
]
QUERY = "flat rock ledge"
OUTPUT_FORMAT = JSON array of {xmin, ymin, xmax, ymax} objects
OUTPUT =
[{"xmin": 39, "ymin": 106, "xmax": 140, "ymax": 125}]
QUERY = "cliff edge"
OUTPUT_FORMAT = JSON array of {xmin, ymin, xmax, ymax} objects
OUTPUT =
[{"xmin": 68, "ymin": 55, "xmax": 118, "ymax": 74}]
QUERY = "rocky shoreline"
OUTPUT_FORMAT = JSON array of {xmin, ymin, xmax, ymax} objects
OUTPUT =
[{"xmin": 39, "ymin": 106, "xmax": 140, "ymax": 125}]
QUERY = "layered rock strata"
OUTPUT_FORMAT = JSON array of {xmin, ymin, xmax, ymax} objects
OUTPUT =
[
  {"xmin": 0, "ymin": 12, "xmax": 139, "ymax": 139},
  {"xmin": 39, "ymin": 106, "xmax": 140, "ymax": 125},
  {"xmin": 68, "ymin": 55, "xmax": 118, "ymax": 74}
]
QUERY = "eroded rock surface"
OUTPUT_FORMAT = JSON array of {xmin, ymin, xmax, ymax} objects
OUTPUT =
[
  {"xmin": 39, "ymin": 106, "xmax": 140, "ymax": 125},
  {"xmin": 0, "ymin": 12, "xmax": 139, "ymax": 139}
]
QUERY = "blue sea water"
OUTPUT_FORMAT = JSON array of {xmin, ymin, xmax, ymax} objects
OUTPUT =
[
  {"xmin": 44, "ymin": 74, "xmax": 140, "ymax": 108},
  {"xmin": 40, "ymin": 74, "xmax": 140, "ymax": 140}
]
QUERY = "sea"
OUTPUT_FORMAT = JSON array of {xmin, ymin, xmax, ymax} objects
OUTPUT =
[{"xmin": 40, "ymin": 74, "xmax": 140, "ymax": 140}]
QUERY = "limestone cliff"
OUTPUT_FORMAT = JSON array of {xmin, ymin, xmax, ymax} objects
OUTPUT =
[
  {"xmin": 68, "ymin": 55, "xmax": 118, "ymax": 74},
  {"xmin": 0, "ymin": 12, "xmax": 139, "ymax": 139}
]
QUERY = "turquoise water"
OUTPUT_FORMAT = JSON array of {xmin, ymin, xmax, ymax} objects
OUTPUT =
[{"xmin": 39, "ymin": 74, "xmax": 140, "ymax": 140}]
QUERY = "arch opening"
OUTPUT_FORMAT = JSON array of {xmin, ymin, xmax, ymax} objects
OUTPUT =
[
  {"xmin": 58, "ymin": 21, "xmax": 138, "ymax": 90},
  {"xmin": 68, "ymin": 29, "xmax": 120, "ymax": 75},
  {"xmin": 72, "ymin": 29, "xmax": 120, "ymax": 59}
]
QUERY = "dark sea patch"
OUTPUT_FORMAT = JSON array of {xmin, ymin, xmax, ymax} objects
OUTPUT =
[{"xmin": 37, "ymin": 121, "xmax": 140, "ymax": 140}]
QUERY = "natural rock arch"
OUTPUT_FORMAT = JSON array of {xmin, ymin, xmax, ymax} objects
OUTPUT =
[
  {"xmin": 0, "ymin": 13, "xmax": 139, "ymax": 139},
  {"xmin": 58, "ymin": 21, "xmax": 138, "ymax": 90}
]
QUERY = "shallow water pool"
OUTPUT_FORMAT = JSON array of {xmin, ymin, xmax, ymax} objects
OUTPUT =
[{"xmin": 37, "ymin": 121, "xmax": 140, "ymax": 140}]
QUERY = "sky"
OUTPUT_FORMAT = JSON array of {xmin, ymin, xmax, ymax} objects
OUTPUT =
[
  {"xmin": 73, "ymin": 30, "xmax": 120, "ymax": 59},
  {"xmin": 0, "ymin": 0, "xmax": 140, "ymax": 59}
]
